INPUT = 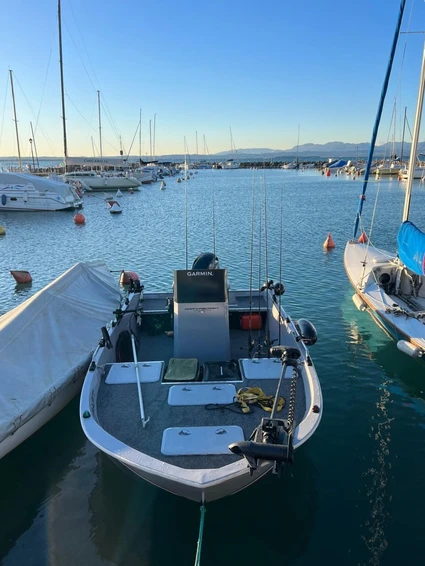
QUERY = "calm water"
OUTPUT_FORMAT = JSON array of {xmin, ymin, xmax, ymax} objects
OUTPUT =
[{"xmin": 1, "ymin": 169, "xmax": 425, "ymax": 566}]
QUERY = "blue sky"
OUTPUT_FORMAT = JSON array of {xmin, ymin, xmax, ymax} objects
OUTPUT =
[{"xmin": 0, "ymin": 0, "xmax": 424, "ymax": 158}]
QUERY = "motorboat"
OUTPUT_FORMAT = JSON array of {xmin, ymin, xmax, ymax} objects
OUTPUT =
[
  {"xmin": 0, "ymin": 262, "xmax": 121, "ymax": 459},
  {"xmin": 220, "ymin": 159, "xmax": 241, "ymax": 169},
  {"xmin": 80, "ymin": 252, "xmax": 322, "ymax": 503},
  {"xmin": 63, "ymin": 170, "xmax": 140, "ymax": 191},
  {"xmin": 0, "ymin": 171, "xmax": 82, "ymax": 211}
]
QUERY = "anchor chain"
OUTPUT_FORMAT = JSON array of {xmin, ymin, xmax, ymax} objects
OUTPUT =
[{"xmin": 285, "ymin": 365, "xmax": 299, "ymax": 432}]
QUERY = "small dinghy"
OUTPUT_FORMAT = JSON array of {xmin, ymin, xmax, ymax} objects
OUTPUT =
[
  {"xmin": 108, "ymin": 200, "xmax": 122, "ymax": 214},
  {"xmin": 115, "ymin": 189, "xmax": 123, "ymax": 198}
]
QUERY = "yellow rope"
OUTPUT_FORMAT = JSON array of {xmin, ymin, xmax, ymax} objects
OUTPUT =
[{"xmin": 236, "ymin": 387, "xmax": 285, "ymax": 414}]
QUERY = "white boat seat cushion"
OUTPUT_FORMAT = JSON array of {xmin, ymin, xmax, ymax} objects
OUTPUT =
[
  {"xmin": 161, "ymin": 425, "xmax": 244, "ymax": 455},
  {"xmin": 163, "ymin": 358, "xmax": 198, "ymax": 382}
]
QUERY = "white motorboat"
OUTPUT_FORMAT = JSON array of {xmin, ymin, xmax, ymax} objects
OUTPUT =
[
  {"xmin": 0, "ymin": 171, "xmax": 82, "ymax": 211},
  {"xmin": 63, "ymin": 170, "xmax": 140, "ymax": 191},
  {"xmin": 80, "ymin": 252, "xmax": 322, "ymax": 503},
  {"xmin": 0, "ymin": 262, "xmax": 121, "ymax": 459},
  {"xmin": 220, "ymin": 159, "xmax": 241, "ymax": 169},
  {"xmin": 127, "ymin": 168, "xmax": 156, "ymax": 184}
]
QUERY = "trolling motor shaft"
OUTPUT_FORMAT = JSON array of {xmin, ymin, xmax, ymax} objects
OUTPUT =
[{"xmin": 229, "ymin": 346, "xmax": 301, "ymax": 474}]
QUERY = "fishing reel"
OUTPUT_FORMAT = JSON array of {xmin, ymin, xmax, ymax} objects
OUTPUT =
[{"xmin": 260, "ymin": 279, "xmax": 285, "ymax": 296}]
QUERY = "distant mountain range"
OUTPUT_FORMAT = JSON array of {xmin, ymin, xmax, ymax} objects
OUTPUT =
[
  {"xmin": 1, "ymin": 141, "xmax": 422, "ymax": 163},
  {"xmin": 155, "ymin": 141, "xmax": 422, "ymax": 161},
  {"xmin": 213, "ymin": 141, "xmax": 420, "ymax": 159}
]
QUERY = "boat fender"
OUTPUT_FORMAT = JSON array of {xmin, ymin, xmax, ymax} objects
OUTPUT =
[
  {"xmin": 295, "ymin": 319, "xmax": 318, "ymax": 345},
  {"xmin": 397, "ymin": 340, "xmax": 423, "ymax": 358},
  {"xmin": 1, "ymin": 194, "xmax": 6, "ymax": 205},
  {"xmin": 352, "ymin": 294, "xmax": 367, "ymax": 312}
]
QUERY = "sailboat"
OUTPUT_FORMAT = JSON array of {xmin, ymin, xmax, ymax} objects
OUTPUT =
[
  {"xmin": 344, "ymin": 0, "xmax": 425, "ymax": 360},
  {"xmin": 221, "ymin": 127, "xmax": 241, "ymax": 169},
  {"xmin": 80, "ymin": 173, "xmax": 322, "ymax": 503}
]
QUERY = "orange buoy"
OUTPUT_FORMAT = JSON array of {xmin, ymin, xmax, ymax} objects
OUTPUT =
[
  {"xmin": 74, "ymin": 213, "xmax": 86, "ymax": 224},
  {"xmin": 323, "ymin": 232, "xmax": 336, "ymax": 249},
  {"xmin": 10, "ymin": 270, "xmax": 32, "ymax": 284},
  {"xmin": 358, "ymin": 231, "xmax": 368, "ymax": 243},
  {"xmin": 119, "ymin": 270, "xmax": 140, "ymax": 286}
]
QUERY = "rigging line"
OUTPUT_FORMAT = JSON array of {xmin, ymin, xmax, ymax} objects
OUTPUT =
[
  {"xmin": 63, "ymin": 20, "xmax": 98, "ymax": 93},
  {"xmin": 279, "ymin": 182, "xmax": 283, "ymax": 346},
  {"xmin": 184, "ymin": 138, "xmax": 188, "ymax": 269},
  {"xmin": 100, "ymin": 99, "xmax": 121, "ymax": 141},
  {"xmin": 83, "ymin": 98, "xmax": 98, "ymax": 155},
  {"xmin": 12, "ymin": 72, "xmax": 57, "ymax": 157},
  {"xmin": 34, "ymin": 47, "xmax": 53, "ymax": 135},
  {"xmin": 249, "ymin": 169, "xmax": 256, "ymax": 353},
  {"xmin": 263, "ymin": 170, "xmax": 270, "ymax": 353},
  {"xmin": 126, "ymin": 122, "xmax": 140, "ymax": 159},
  {"xmin": 258, "ymin": 196, "xmax": 262, "ymax": 349},
  {"xmin": 66, "ymin": 93, "xmax": 120, "ymax": 154},
  {"xmin": 67, "ymin": 0, "xmax": 102, "ymax": 89},
  {"xmin": 0, "ymin": 72, "xmax": 10, "ymax": 152}
]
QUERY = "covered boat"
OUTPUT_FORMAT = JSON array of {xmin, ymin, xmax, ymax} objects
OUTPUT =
[{"xmin": 0, "ymin": 262, "xmax": 121, "ymax": 459}]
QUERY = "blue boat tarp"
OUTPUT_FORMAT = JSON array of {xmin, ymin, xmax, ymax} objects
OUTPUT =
[
  {"xmin": 397, "ymin": 221, "xmax": 425, "ymax": 275},
  {"xmin": 328, "ymin": 160, "xmax": 347, "ymax": 169}
]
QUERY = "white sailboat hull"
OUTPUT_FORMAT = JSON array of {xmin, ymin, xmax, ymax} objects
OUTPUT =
[{"xmin": 344, "ymin": 241, "xmax": 425, "ymax": 354}]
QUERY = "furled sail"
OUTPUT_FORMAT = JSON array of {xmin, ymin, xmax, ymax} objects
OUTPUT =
[{"xmin": 397, "ymin": 221, "xmax": 425, "ymax": 275}]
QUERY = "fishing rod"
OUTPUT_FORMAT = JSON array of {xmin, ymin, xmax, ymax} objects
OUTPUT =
[{"xmin": 248, "ymin": 170, "xmax": 256, "ymax": 357}]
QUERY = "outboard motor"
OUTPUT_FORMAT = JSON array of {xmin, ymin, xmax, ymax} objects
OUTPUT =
[
  {"xmin": 192, "ymin": 252, "xmax": 219, "ymax": 270},
  {"xmin": 295, "ymin": 319, "xmax": 318, "ymax": 345}
]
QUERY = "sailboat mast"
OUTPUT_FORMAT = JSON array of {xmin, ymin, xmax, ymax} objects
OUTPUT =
[
  {"xmin": 296, "ymin": 124, "xmax": 300, "ymax": 166},
  {"xmin": 30, "ymin": 122, "xmax": 39, "ymax": 168},
  {"xmin": 97, "ymin": 90, "xmax": 103, "ymax": 158},
  {"xmin": 149, "ymin": 119, "xmax": 152, "ymax": 161},
  {"xmin": 153, "ymin": 113, "xmax": 157, "ymax": 162},
  {"xmin": 402, "ymin": 38, "xmax": 425, "ymax": 223},
  {"xmin": 400, "ymin": 106, "xmax": 407, "ymax": 164},
  {"xmin": 139, "ymin": 108, "xmax": 142, "ymax": 162},
  {"xmin": 352, "ymin": 0, "xmax": 406, "ymax": 239},
  {"xmin": 9, "ymin": 70, "xmax": 22, "ymax": 172},
  {"xmin": 58, "ymin": 0, "xmax": 68, "ymax": 172}
]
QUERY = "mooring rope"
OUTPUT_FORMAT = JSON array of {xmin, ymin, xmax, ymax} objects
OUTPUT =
[{"xmin": 194, "ymin": 504, "xmax": 207, "ymax": 566}]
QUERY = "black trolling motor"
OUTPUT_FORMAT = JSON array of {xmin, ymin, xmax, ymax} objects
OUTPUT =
[{"xmin": 229, "ymin": 345, "xmax": 301, "ymax": 475}]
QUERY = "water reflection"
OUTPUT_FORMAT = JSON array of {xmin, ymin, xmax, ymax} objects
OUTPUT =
[{"xmin": 87, "ymin": 449, "xmax": 318, "ymax": 566}]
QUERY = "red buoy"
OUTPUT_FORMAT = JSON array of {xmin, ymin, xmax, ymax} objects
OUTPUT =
[
  {"xmin": 326, "ymin": 169, "xmax": 331, "ymax": 177},
  {"xmin": 10, "ymin": 270, "xmax": 32, "ymax": 284},
  {"xmin": 119, "ymin": 270, "xmax": 140, "ymax": 286},
  {"xmin": 323, "ymin": 232, "xmax": 336, "ymax": 249},
  {"xmin": 74, "ymin": 213, "xmax": 86, "ymax": 224},
  {"xmin": 358, "ymin": 231, "xmax": 368, "ymax": 243}
]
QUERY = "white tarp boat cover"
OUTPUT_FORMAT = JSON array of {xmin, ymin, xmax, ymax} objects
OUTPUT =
[{"xmin": 0, "ymin": 261, "xmax": 121, "ymax": 444}]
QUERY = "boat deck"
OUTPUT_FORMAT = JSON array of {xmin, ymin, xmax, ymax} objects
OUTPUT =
[{"xmin": 94, "ymin": 290, "xmax": 307, "ymax": 470}]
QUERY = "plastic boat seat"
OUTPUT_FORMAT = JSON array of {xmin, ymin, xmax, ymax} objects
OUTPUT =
[{"xmin": 163, "ymin": 358, "xmax": 199, "ymax": 382}]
